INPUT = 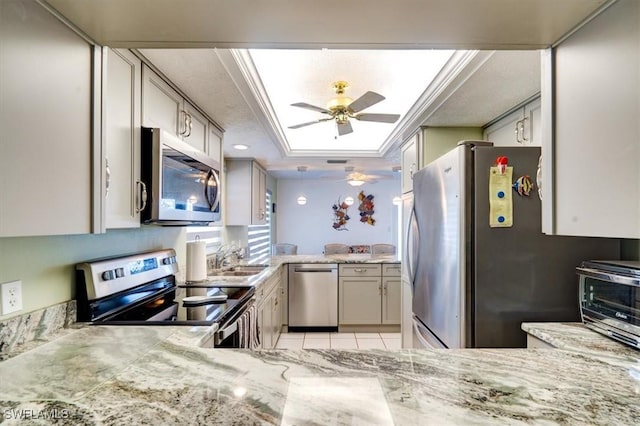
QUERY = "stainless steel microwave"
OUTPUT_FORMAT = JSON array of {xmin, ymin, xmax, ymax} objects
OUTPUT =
[
  {"xmin": 140, "ymin": 127, "xmax": 221, "ymax": 225},
  {"xmin": 578, "ymin": 260, "xmax": 640, "ymax": 350}
]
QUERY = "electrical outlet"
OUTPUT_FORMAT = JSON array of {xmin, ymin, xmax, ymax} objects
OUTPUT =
[{"xmin": 1, "ymin": 280, "xmax": 23, "ymax": 315}]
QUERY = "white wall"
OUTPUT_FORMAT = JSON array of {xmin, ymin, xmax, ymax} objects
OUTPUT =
[{"xmin": 276, "ymin": 178, "xmax": 401, "ymax": 254}]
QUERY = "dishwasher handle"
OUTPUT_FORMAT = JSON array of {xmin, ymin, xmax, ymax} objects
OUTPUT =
[{"xmin": 293, "ymin": 268, "xmax": 336, "ymax": 273}]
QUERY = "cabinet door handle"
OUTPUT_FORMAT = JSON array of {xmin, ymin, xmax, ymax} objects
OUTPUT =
[
  {"xmin": 383, "ymin": 283, "xmax": 388, "ymax": 295},
  {"xmin": 179, "ymin": 110, "xmax": 187, "ymax": 135},
  {"xmin": 185, "ymin": 112, "xmax": 192, "ymax": 138},
  {"xmin": 514, "ymin": 120, "xmax": 522, "ymax": 144},
  {"xmin": 409, "ymin": 163, "xmax": 415, "ymax": 179},
  {"xmin": 136, "ymin": 180, "xmax": 147, "ymax": 213},
  {"xmin": 105, "ymin": 157, "xmax": 111, "ymax": 198},
  {"xmin": 520, "ymin": 117, "xmax": 529, "ymax": 143},
  {"xmin": 378, "ymin": 284, "xmax": 382, "ymax": 295}
]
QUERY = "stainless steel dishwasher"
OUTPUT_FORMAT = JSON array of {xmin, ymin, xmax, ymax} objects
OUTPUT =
[{"xmin": 288, "ymin": 263, "xmax": 338, "ymax": 331}]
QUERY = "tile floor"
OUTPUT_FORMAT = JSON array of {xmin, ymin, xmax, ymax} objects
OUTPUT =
[{"xmin": 274, "ymin": 332, "xmax": 401, "ymax": 350}]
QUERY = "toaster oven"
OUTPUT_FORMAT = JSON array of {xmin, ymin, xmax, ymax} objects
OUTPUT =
[{"xmin": 578, "ymin": 260, "xmax": 640, "ymax": 350}]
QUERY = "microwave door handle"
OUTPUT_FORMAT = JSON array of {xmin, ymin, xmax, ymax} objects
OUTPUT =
[
  {"xmin": 204, "ymin": 169, "xmax": 221, "ymax": 212},
  {"xmin": 576, "ymin": 267, "xmax": 640, "ymax": 287}
]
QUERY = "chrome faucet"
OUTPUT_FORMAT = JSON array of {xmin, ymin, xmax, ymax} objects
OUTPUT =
[{"xmin": 211, "ymin": 244, "xmax": 246, "ymax": 270}]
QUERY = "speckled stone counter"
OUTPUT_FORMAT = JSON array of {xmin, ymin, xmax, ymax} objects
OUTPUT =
[
  {"xmin": 522, "ymin": 322, "xmax": 640, "ymax": 368},
  {"xmin": 1, "ymin": 324, "xmax": 640, "ymax": 425},
  {"xmin": 272, "ymin": 253, "xmax": 400, "ymax": 264}
]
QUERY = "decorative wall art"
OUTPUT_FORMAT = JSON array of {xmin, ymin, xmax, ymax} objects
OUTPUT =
[
  {"xmin": 358, "ymin": 191, "xmax": 375, "ymax": 226},
  {"xmin": 331, "ymin": 198, "xmax": 351, "ymax": 231}
]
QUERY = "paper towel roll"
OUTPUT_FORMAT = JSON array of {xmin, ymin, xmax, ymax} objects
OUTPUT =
[{"xmin": 186, "ymin": 241, "xmax": 207, "ymax": 282}]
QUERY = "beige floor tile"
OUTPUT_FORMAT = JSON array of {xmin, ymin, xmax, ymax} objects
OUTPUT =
[
  {"xmin": 382, "ymin": 338, "xmax": 402, "ymax": 350},
  {"xmin": 356, "ymin": 339, "xmax": 386, "ymax": 349},
  {"xmin": 355, "ymin": 332, "xmax": 381, "ymax": 339},
  {"xmin": 304, "ymin": 332, "xmax": 331, "ymax": 339},
  {"xmin": 275, "ymin": 339, "xmax": 304, "ymax": 349},
  {"xmin": 330, "ymin": 332, "xmax": 355, "ymax": 339},
  {"xmin": 379, "ymin": 333, "xmax": 401, "ymax": 339},
  {"xmin": 278, "ymin": 333, "xmax": 305, "ymax": 340},
  {"xmin": 303, "ymin": 338, "xmax": 331, "ymax": 349},
  {"xmin": 330, "ymin": 338, "xmax": 358, "ymax": 349}
]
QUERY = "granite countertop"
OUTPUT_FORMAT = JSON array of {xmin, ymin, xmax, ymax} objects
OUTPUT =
[
  {"xmin": 184, "ymin": 254, "xmax": 400, "ymax": 290},
  {"xmin": 272, "ymin": 253, "xmax": 400, "ymax": 264},
  {"xmin": 1, "ymin": 324, "xmax": 640, "ymax": 424},
  {"xmin": 522, "ymin": 322, "xmax": 640, "ymax": 368}
]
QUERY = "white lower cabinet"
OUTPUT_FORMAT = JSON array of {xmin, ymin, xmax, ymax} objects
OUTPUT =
[
  {"xmin": 382, "ymin": 276, "xmax": 401, "ymax": 325},
  {"xmin": 339, "ymin": 276, "xmax": 383, "ymax": 324},
  {"xmin": 338, "ymin": 264, "xmax": 401, "ymax": 328},
  {"xmin": 256, "ymin": 269, "xmax": 283, "ymax": 349}
]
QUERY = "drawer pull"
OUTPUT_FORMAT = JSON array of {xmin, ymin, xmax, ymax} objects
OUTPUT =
[{"xmin": 354, "ymin": 268, "xmax": 366, "ymax": 272}]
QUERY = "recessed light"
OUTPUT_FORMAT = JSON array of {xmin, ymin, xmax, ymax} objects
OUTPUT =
[{"xmin": 233, "ymin": 144, "xmax": 250, "ymax": 150}]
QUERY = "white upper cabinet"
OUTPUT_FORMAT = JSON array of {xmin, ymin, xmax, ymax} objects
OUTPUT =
[
  {"xmin": 484, "ymin": 97, "xmax": 541, "ymax": 147},
  {"xmin": 0, "ymin": 0, "xmax": 94, "ymax": 237},
  {"xmin": 142, "ymin": 65, "xmax": 182, "ymax": 135},
  {"xmin": 103, "ymin": 48, "xmax": 143, "ymax": 229},
  {"xmin": 142, "ymin": 64, "xmax": 209, "ymax": 153},
  {"xmin": 182, "ymin": 101, "xmax": 208, "ymax": 153},
  {"xmin": 225, "ymin": 159, "xmax": 267, "ymax": 225},
  {"xmin": 401, "ymin": 133, "xmax": 419, "ymax": 194},
  {"xmin": 207, "ymin": 124, "xmax": 223, "ymax": 165},
  {"xmin": 542, "ymin": 0, "xmax": 639, "ymax": 238}
]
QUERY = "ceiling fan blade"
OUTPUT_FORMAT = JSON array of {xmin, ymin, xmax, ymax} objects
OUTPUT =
[
  {"xmin": 354, "ymin": 113, "xmax": 400, "ymax": 123},
  {"xmin": 337, "ymin": 120, "xmax": 353, "ymax": 136},
  {"xmin": 288, "ymin": 117, "xmax": 333, "ymax": 129},
  {"xmin": 347, "ymin": 91, "xmax": 385, "ymax": 113},
  {"xmin": 291, "ymin": 102, "xmax": 332, "ymax": 115}
]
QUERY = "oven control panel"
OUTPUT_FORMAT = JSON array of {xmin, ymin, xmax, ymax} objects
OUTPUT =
[{"xmin": 76, "ymin": 249, "xmax": 179, "ymax": 300}]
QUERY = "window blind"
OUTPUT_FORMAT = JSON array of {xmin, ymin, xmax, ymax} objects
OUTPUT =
[{"xmin": 247, "ymin": 190, "xmax": 272, "ymax": 265}]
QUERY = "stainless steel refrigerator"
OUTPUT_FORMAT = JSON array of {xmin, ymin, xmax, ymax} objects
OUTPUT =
[{"xmin": 407, "ymin": 143, "xmax": 620, "ymax": 348}]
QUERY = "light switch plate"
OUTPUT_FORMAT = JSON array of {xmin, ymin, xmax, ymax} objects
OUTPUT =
[{"xmin": 1, "ymin": 280, "xmax": 23, "ymax": 315}]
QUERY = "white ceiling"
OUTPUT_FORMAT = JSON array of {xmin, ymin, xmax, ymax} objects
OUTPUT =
[
  {"xmin": 248, "ymin": 49, "xmax": 455, "ymax": 153},
  {"xmin": 139, "ymin": 48, "xmax": 541, "ymax": 178},
  {"xmin": 47, "ymin": 0, "xmax": 606, "ymax": 179}
]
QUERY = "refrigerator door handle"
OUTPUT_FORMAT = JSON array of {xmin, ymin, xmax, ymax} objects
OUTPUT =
[{"xmin": 406, "ymin": 205, "xmax": 419, "ymax": 289}]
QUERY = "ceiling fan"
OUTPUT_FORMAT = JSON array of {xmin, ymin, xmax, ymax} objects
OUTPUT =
[
  {"xmin": 326, "ymin": 167, "xmax": 389, "ymax": 186},
  {"xmin": 288, "ymin": 81, "xmax": 401, "ymax": 136}
]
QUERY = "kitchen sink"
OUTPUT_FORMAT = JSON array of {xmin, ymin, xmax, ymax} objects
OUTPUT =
[{"xmin": 208, "ymin": 265, "xmax": 269, "ymax": 277}]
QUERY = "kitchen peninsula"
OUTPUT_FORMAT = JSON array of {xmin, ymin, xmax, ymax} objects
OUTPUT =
[{"xmin": 1, "ymin": 321, "xmax": 639, "ymax": 424}]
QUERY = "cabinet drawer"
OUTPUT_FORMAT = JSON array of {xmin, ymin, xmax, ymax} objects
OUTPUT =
[
  {"xmin": 382, "ymin": 264, "xmax": 401, "ymax": 277},
  {"xmin": 339, "ymin": 264, "xmax": 381, "ymax": 277}
]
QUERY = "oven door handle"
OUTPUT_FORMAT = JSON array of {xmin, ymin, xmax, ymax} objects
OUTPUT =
[
  {"xmin": 217, "ymin": 320, "xmax": 239, "ymax": 341},
  {"xmin": 577, "ymin": 267, "xmax": 640, "ymax": 287},
  {"xmin": 214, "ymin": 297, "xmax": 255, "ymax": 344}
]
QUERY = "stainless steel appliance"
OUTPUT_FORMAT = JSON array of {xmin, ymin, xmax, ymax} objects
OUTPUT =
[
  {"xmin": 75, "ymin": 249, "xmax": 256, "ymax": 347},
  {"xmin": 578, "ymin": 260, "xmax": 640, "ymax": 350},
  {"xmin": 141, "ymin": 127, "xmax": 221, "ymax": 225},
  {"xmin": 288, "ymin": 264, "xmax": 338, "ymax": 331},
  {"xmin": 407, "ymin": 142, "xmax": 620, "ymax": 348}
]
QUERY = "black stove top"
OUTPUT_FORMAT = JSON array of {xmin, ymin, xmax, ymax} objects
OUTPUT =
[{"xmin": 75, "ymin": 249, "xmax": 255, "ymax": 327}]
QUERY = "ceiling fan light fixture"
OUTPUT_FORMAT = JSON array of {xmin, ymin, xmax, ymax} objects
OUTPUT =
[
  {"xmin": 348, "ymin": 179, "xmax": 365, "ymax": 187},
  {"xmin": 326, "ymin": 96, "xmax": 353, "ymax": 112}
]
